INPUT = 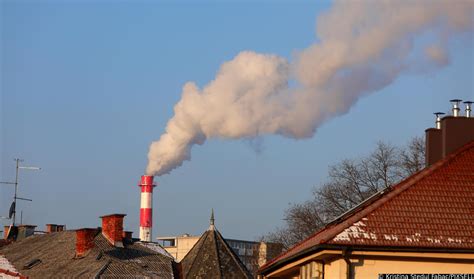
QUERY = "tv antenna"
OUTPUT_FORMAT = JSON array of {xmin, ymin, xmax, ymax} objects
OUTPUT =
[{"xmin": 0, "ymin": 158, "xmax": 41, "ymax": 225}]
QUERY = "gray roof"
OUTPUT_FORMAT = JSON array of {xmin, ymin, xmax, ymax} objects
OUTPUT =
[
  {"xmin": 180, "ymin": 226, "xmax": 252, "ymax": 279},
  {"xmin": 0, "ymin": 230, "xmax": 175, "ymax": 278}
]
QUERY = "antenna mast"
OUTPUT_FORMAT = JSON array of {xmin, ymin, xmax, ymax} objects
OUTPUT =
[{"xmin": 0, "ymin": 158, "xmax": 40, "ymax": 225}]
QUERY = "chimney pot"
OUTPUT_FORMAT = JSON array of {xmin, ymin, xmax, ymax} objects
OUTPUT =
[
  {"xmin": 464, "ymin": 101, "xmax": 473, "ymax": 118},
  {"xmin": 75, "ymin": 228, "xmax": 99, "ymax": 257},
  {"xmin": 450, "ymin": 99, "xmax": 462, "ymax": 117},
  {"xmin": 100, "ymin": 214, "xmax": 126, "ymax": 247},
  {"xmin": 434, "ymin": 112, "xmax": 445, "ymax": 129}
]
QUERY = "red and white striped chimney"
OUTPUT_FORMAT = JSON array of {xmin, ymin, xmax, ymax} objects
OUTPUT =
[{"xmin": 139, "ymin": 175, "xmax": 156, "ymax": 242}]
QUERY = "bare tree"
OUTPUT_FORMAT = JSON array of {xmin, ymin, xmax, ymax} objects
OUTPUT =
[
  {"xmin": 264, "ymin": 137, "xmax": 425, "ymax": 250},
  {"xmin": 398, "ymin": 136, "xmax": 425, "ymax": 176}
]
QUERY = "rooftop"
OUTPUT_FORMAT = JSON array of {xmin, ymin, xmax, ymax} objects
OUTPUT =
[
  {"xmin": 0, "ymin": 230, "xmax": 175, "ymax": 278},
  {"xmin": 260, "ymin": 140, "xmax": 474, "ymax": 273},
  {"xmin": 179, "ymin": 212, "xmax": 253, "ymax": 279}
]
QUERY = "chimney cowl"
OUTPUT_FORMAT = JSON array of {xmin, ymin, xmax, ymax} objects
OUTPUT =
[
  {"xmin": 450, "ymin": 99, "xmax": 462, "ymax": 117},
  {"xmin": 434, "ymin": 112, "xmax": 445, "ymax": 129},
  {"xmin": 464, "ymin": 101, "xmax": 473, "ymax": 118},
  {"xmin": 75, "ymin": 228, "xmax": 99, "ymax": 258},
  {"xmin": 100, "ymin": 214, "xmax": 126, "ymax": 248}
]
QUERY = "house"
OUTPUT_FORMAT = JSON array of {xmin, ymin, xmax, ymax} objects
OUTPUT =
[
  {"xmin": 0, "ymin": 214, "xmax": 176, "ymax": 278},
  {"xmin": 258, "ymin": 104, "xmax": 474, "ymax": 278},
  {"xmin": 177, "ymin": 211, "xmax": 253, "ymax": 279}
]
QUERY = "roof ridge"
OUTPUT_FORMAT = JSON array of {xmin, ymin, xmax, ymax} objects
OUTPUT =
[
  {"xmin": 214, "ymin": 229, "xmax": 251, "ymax": 278},
  {"xmin": 260, "ymin": 139, "xmax": 474, "ymax": 271},
  {"xmin": 212, "ymin": 231, "xmax": 223, "ymax": 279}
]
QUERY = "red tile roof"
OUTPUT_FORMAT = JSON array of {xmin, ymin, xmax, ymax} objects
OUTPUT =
[{"xmin": 260, "ymin": 140, "xmax": 474, "ymax": 272}]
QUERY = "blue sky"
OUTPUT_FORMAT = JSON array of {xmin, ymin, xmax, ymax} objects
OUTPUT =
[{"xmin": 1, "ymin": 1, "xmax": 473, "ymax": 240}]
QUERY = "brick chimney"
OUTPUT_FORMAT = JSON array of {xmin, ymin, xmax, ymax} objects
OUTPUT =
[
  {"xmin": 4, "ymin": 226, "xmax": 9, "ymax": 239},
  {"xmin": 3, "ymin": 226, "xmax": 18, "ymax": 240},
  {"xmin": 17, "ymin": 225, "xmax": 36, "ymax": 240},
  {"xmin": 100, "ymin": 214, "xmax": 126, "ymax": 248},
  {"xmin": 46, "ymin": 224, "xmax": 57, "ymax": 233},
  {"xmin": 426, "ymin": 101, "xmax": 474, "ymax": 166},
  {"xmin": 425, "ymin": 127, "xmax": 442, "ymax": 166},
  {"xmin": 4, "ymin": 226, "xmax": 10, "ymax": 240},
  {"xmin": 75, "ymin": 228, "xmax": 99, "ymax": 257},
  {"xmin": 123, "ymin": 231, "xmax": 133, "ymax": 240}
]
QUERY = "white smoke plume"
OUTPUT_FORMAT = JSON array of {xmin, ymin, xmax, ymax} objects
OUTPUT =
[{"xmin": 147, "ymin": 0, "xmax": 473, "ymax": 176}]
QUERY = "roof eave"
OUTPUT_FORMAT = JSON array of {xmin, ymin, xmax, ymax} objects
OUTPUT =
[{"xmin": 259, "ymin": 244, "xmax": 474, "ymax": 275}]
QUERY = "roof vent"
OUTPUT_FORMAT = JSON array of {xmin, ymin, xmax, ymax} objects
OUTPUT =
[
  {"xmin": 450, "ymin": 99, "xmax": 462, "ymax": 117},
  {"xmin": 464, "ymin": 101, "xmax": 473, "ymax": 118},
  {"xmin": 434, "ymin": 112, "xmax": 445, "ymax": 129}
]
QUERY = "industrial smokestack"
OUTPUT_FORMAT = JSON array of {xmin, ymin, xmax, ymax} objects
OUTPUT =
[
  {"xmin": 464, "ymin": 101, "xmax": 473, "ymax": 118},
  {"xmin": 139, "ymin": 175, "xmax": 156, "ymax": 242},
  {"xmin": 450, "ymin": 99, "xmax": 462, "ymax": 117}
]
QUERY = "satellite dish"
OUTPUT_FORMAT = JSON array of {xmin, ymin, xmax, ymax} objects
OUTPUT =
[{"xmin": 9, "ymin": 202, "xmax": 15, "ymax": 219}]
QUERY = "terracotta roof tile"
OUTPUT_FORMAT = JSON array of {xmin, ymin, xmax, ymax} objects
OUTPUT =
[{"xmin": 260, "ymin": 140, "xmax": 474, "ymax": 272}]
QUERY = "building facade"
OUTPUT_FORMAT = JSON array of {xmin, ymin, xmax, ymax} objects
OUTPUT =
[{"xmin": 157, "ymin": 234, "xmax": 200, "ymax": 262}]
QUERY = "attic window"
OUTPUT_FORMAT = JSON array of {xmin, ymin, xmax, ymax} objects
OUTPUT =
[{"xmin": 23, "ymin": 259, "xmax": 41, "ymax": 269}]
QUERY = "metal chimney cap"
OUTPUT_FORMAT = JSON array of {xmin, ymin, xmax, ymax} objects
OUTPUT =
[
  {"xmin": 463, "ymin": 101, "xmax": 473, "ymax": 104},
  {"xmin": 434, "ymin": 112, "xmax": 445, "ymax": 129},
  {"xmin": 449, "ymin": 99, "xmax": 463, "ymax": 103}
]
